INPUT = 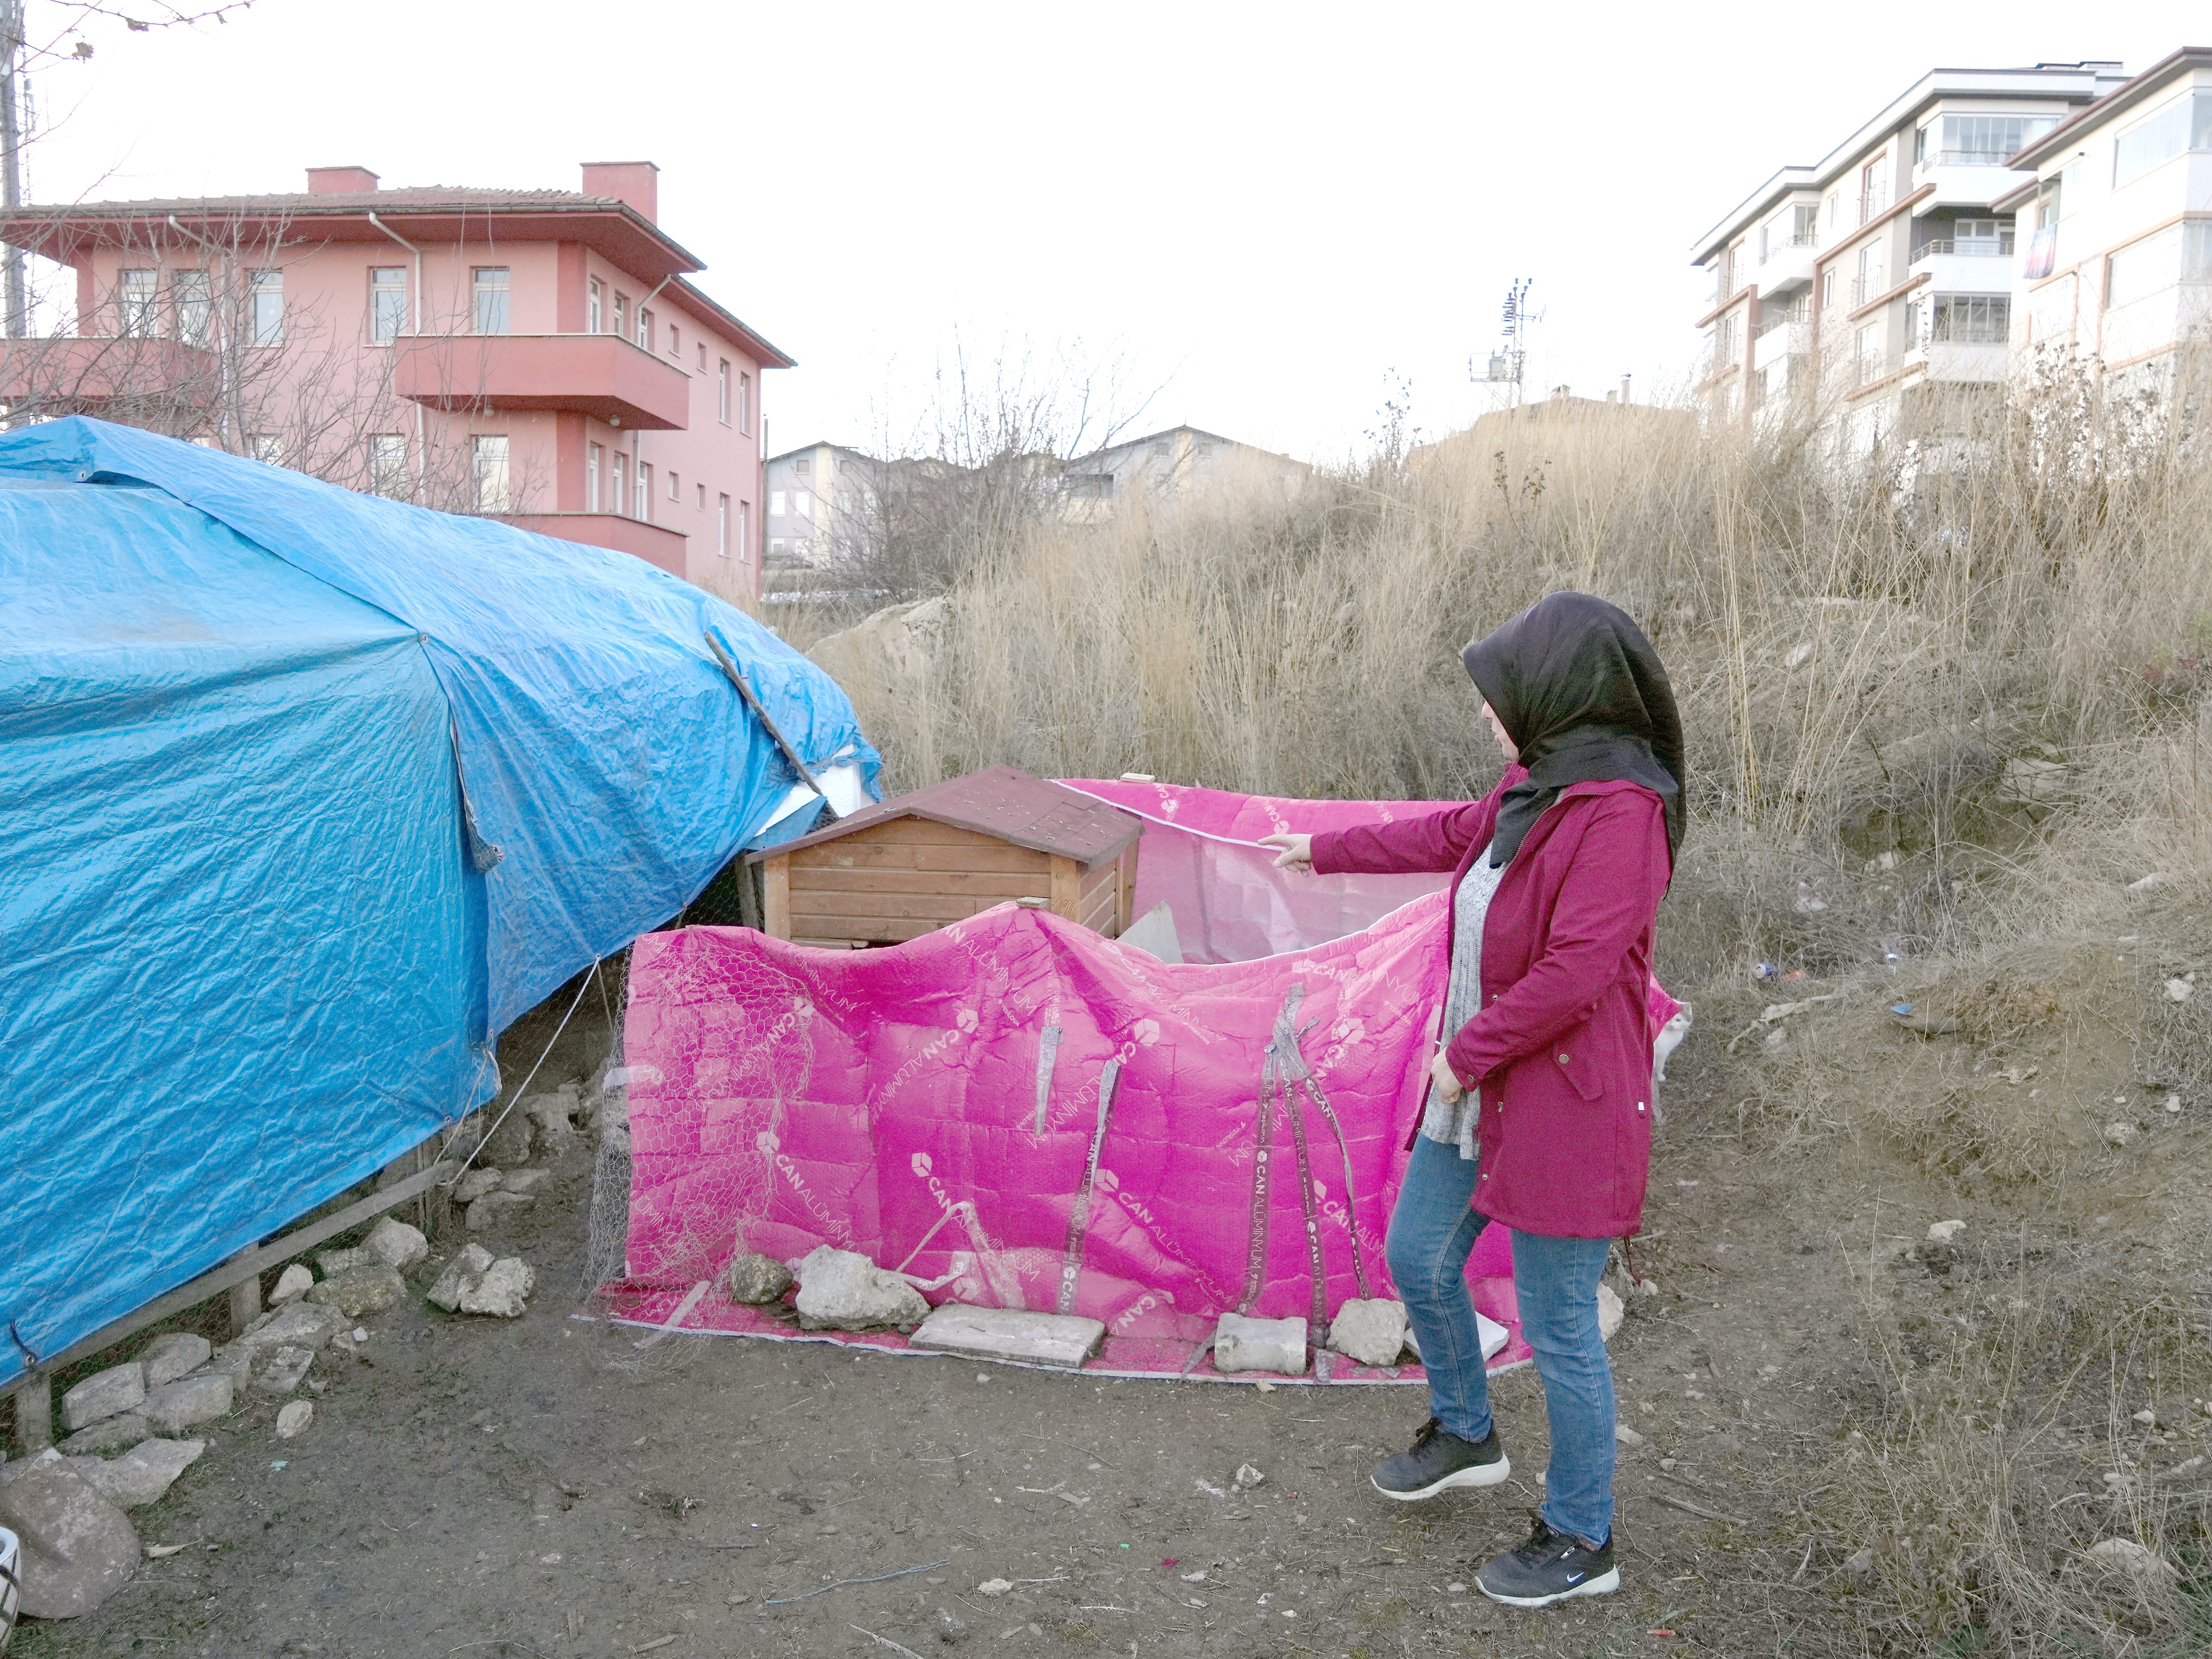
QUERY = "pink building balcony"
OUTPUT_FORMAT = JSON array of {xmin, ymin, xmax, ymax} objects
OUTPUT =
[
  {"xmin": 392, "ymin": 333, "xmax": 690, "ymax": 430},
  {"xmin": 0, "ymin": 335, "xmax": 221, "ymax": 413},
  {"xmin": 504, "ymin": 511, "xmax": 689, "ymax": 575}
]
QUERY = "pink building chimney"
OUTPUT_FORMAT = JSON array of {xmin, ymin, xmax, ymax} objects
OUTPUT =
[
  {"xmin": 581, "ymin": 161, "xmax": 658, "ymax": 224},
  {"xmin": 305, "ymin": 165, "xmax": 379, "ymax": 195}
]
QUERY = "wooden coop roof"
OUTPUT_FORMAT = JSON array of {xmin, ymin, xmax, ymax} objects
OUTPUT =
[{"xmin": 750, "ymin": 765, "xmax": 1141, "ymax": 868}]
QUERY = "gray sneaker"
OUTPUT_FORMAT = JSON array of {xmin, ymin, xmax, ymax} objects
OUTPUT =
[
  {"xmin": 1370, "ymin": 1417, "xmax": 1510, "ymax": 1501},
  {"xmin": 1474, "ymin": 1514, "xmax": 1620, "ymax": 1608}
]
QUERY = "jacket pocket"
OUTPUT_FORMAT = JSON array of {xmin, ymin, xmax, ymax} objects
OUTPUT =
[{"xmin": 1548, "ymin": 1023, "xmax": 1603, "ymax": 1102}]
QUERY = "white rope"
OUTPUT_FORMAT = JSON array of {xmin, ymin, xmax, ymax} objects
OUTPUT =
[
  {"xmin": 1054, "ymin": 784, "xmax": 1282, "ymax": 852},
  {"xmin": 447, "ymin": 959, "xmax": 599, "ymax": 1186}
]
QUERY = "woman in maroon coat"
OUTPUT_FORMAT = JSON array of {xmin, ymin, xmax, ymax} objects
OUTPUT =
[{"xmin": 1263, "ymin": 591, "xmax": 1683, "ymax": 1609}]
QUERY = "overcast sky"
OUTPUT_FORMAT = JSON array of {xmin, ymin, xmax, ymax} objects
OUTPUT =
[{"xmin": 21, "ymin": 1, "xmax": 2210, "ymax": 462}]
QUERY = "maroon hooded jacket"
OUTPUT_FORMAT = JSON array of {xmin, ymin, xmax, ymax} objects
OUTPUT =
[{"xmin": 1310, "ymin": 766, "xmax": 1670, "ymax": 1238}]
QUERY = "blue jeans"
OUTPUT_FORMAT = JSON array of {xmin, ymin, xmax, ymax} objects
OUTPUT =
[{"xmin": 1384, "ymin": 1134, "xmax": 1618, "ymax": 1547}]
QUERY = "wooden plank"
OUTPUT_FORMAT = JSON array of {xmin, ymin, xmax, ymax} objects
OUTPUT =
[
  {"xmin": 792, "ymin": 867, "xmax": 1049, "ymax": 900},
  {"xmin": 1082, "ymin": 890, "xmax": 1117, "ymax": 932},
  {"xmin": 908, "ymin": 1304, "xmax": 1107, "ymax": 1370},
  {"xmin": 830, "ymin": 818, "xmax": 1020, "ymax": 850},
  {"xmin": 228, "ymin": 1259, "xmax": 260, "ymax": 1336},
  {"xmin": 6, "ymin": 1159, "xmax": 457, "ymax": 1436},
  {"xmin": 792, "ymin": 890, "xmax": 988, "ymax": 922},
  {"xmin": 9, "ymin": 1373, "xmax": 52, "ymax": 1453},
  {"xmin": 1117, "ymin": 846, "xmax": 1135, "ymax": 934},
  {"xmin": 1050, "ymin": 855, "xmax": 1082, "ymax": 923},
  {"xmin": 792, "ymin": 915, "xmax": 940, "ymax": 944},
  {"xmin": 790, "ymin": 841, "xmax": 1052, "ymax": 876},
  {"xmin": 761, "ymin": 855, "xmax": 792, "ymax": 939}
]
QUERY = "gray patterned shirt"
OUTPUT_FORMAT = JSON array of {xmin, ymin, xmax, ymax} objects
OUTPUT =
[{"xmin": 1423, "ymin": 842, "xmax": 1503, "ymax": 1159}]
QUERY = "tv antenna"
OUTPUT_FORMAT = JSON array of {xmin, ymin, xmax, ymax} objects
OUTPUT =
[{"xmin": 1471, "ymin": 278, "xmax": 1536, "ymax": 408}]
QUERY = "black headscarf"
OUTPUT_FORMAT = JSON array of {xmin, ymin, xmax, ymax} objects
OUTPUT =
[{"xmin": 1461, "ymin": 591, "xmax": 1685, "ymax": 868}]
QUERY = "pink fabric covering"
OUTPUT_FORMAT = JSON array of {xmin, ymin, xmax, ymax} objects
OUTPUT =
[{"xmin": 608, "ymin": 876, "xmax": 1532, "ymax": 1379}]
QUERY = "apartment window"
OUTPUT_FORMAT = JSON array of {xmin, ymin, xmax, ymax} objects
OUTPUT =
[
  {"xmin": 370, "ymin": 266, "xmax": 407, "ymax": 343},
  {"xmin": 717, "ymin": 359, "xmax": 731, "ymax": 422},
  {"xmin": 1859, "ymin": 158, "xmax": 1887, "ymax": 224},
  {"xmin": 1819, "ymin": 267, "xmax": 1836, "ymax": 309},
  {"xmin": 1914, "ymin": 124, "xmax": 1929, "ymax": 165},
  {"xmin": 771, "ymin": 489, "xmax": 786, "ymax": 516},
  {"xmin": 588, "ymin": 278, "xmax": 603, "ymax": 333},
  {"xmin": 638, "ymin": 306, "xmax": 653, "ymax": 350},
  {"xmin": 248, "ymin": 433, "xmax": 284, "ymax": 467},
  {"xmin": 1855, "ymin": 321, "xmax": 1884, "ymax": 382},
  {"xmin": 1826, "ymin": 192, "xmax": 1840, "ymax": 228},
  {"xmin": 171, "ymin": 269, "xmax": 211, "ymax": 346},
  {"xmin": 615, "ymin": 295, "xmax": 629, "ymax": 346},
  {"xmin": 637, "ymin": 463, "xmax": 651, "ymax": 522},
  {"xmin": 2106, "ymin": 224, "xmax": 2187, "ymax": 309},
  {"xmin": 717, "ymin": 492, "xmax": 731, "ymax": 557},
  {"xmin": 2023, "ymin": 175, "xmax": 2064, "ymax": 280},
  {"xmin": 669, "ymin": 469, "xmax": 680, "ymax": 501},
  {"xmin": 1949, "ymin": 217, "xmax": 2014, "ymax": 257},
  {"xmin": 1938, "ymin": 114, "xmax": 2059, "ymax": 167},
  {"xmin": 586, "ymin": 442, "xmax": 603, "ymax": 512},
  {"xmin": 473, "ymin": 268, "xmax": 510, "ymax": 335},
  {"xmin": 2114, "ymin": 92, "xmax": 2212, "ymax": 188},
  {"xmin": 249, "ymin": 269, "xmax": 283, "ymax": 346},
  {"xmin": 1714, "ymin": 313, "xmax": 1740, "ymax": 368},
  {"xmin": 697, "ymin": 343, "xmax": 706, "ymax": 372},
  {"xmin": 2190, "ymin": 221, "xmax": 2212, "ymax": 284},
  {"xmin": 1929, "ymin": 294, "xmax": 2010, "ymax": 343},
  {"xmin": 612, "ymin": 450, "xmax": 628, "ymax": 519},
  {"xmin": 368, "ymin": 433, "xmax": 408, "ymax": 498},
  {"xmin": 117, "ymin": 268, "xmax": 157, "ymax": 336},
  {"xmin": 738, "ymin": 370, "xmax": 753, "ymax": 436},
  {"xmin": 1856, "ymin": 240, "xmax": 1886, "ymax": 305},
  {"xmin": 793, "ymin": 491, "xmax": 811, "ymax": 521},
  {"xmin": 474, "ymin": 435, "xmax": 510, "ymax": 514},
  {"xmin": 669, "ymin": 323, "xmax": 680, "ymax": 356},
  {"xmin": 739, "ymin": 499, "xmax": 751, "ymax": 562},
  {"xmin": 793, "ymin": 456, "xmax": 811, "ymax": 475},
  {"xmin": 697, "ymin": 482, "xmax": 705, "ymax": 510}
]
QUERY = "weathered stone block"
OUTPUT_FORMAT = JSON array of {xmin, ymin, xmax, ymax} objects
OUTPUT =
[
  {"xmin": 1324, "ymin": 1299, "xmax": 1408, "ymax": 1368},
  {"xmin": 792, "ymin": 1246, "xmax": 927, "ymax": 1334},
  {"xmin": 254, "ymin": 1345, "xmax": 313, "ymax": 1396},
  {"xmin": 426, "ymin": 1245, "xmax": 494, "ymax": 1312},
  {"xmin": 456, "ymin": 1257, "xmax": 535, "ymax": 1318},
  {"xmin": 266, "ymin": 1263, "xmax": 315, "ymax": 1307},
  {"xmin": 57, "ymin": 1414, "xmax": 151, "ymax": 1458},
  {"xmin": 1213, "ymin": 1313, "xmax": 1307, "ymax": 1375},
  {"xmin": 910, "ymin": 1305, "xmax": 1105, "ymax": 1370},
  {"xmin": 0, "ymin": 1460, "xmax": 139, "ymax": 1617},
  {"xmin": 304, "ymin": 1263, "xmax": 405, "ymax": 1318},
  {"xmin": 64, "ymin": 1438, "xmax": 204, "ymax": 1509},
  {"xmin": 725, "ymin": 1252, "xmax": 795, "ymax": 1305},
  {"xmin": 140, "ymin": 1333, "xmax": 212, "ymax": 1389},
  {"xmin": 465, "ymin": 1189, "xmax": 536, "ymax": 1230},
  {"xmin": 60, "ymin": 1362, "xmax": 146, "ymax": 1433},
  {"xmin": 141, "ymin": 1373, "xmax": 232, "ymax": 1435}
]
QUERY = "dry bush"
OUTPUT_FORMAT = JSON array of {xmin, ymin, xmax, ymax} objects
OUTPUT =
[{"xmin": 1817, "ymin": 1251, "xmax": 2212, "ymax": 1656}]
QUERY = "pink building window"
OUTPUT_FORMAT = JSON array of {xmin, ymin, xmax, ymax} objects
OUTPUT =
[
  {"xmin": 612, "ymin": 450, "xmax": 628, "ymax": 519},
  {"xmin": 738, "ymin": 498, "xmax": 752, "ymax": 562},
  {"xmin": 717, "ymin": 492, "xmax": 730, "ymax": 557},
  {"xmin": 738, "ymin": 371, "xmax": 753, "ymax": 436},
  {"xmin": 588, "ymin": 278, "xmax": 603, "ymax": 333},
  {"xmin": 587, "ymin": 442, "xmax": 603, "ymax": 512},
  {"xmin": 473, "ymin": 268, "xmax": 509, "ymax": 335},
  {"xmin": 717, "ymin": 360, "xmax": 730, "ymax": 424}
]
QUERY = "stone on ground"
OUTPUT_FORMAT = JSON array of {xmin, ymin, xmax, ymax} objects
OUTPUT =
[
  {"xmin": 427, "ymin": 1245, "xmax": 495, "ymax": 1312},
  {"xmin": 315, "ymin": 1245, "xmax": 375, "ymax": 1277},
  {"xmin": 2088, "ymin": 1537, "xmax": 2177, "ymax": 1579},
  {"xmin": 792, "ymin": 1245, "xmax": 928, "ymax": 1333},
  {"xmin": 1597, "ymin": 1282, "xmax": 1626, "ymax": 1342},
  {"xmin": 482, "ymin": 1112, "xmax": 535, "ymax": 1166},
  {"xmin": 305, "ymin": 1262, "xmax": 406, "ymax": 1318},
  {"xmin": 139, "ymin": 1333, "xmax": 211, "ymax": 1389},
  {"xmin": 457, "ymin": 1257, "xmax": 535, "ymax": 1318},
  {"xmin": 725, "ymin": 1252, "xmax": 795, "ymax": 1305},
  {"xmin": 910, "ymin": 1305, "xmax": 1105, "ymax": 1369},
  {"xmin": 1927, "ymin": 1219, "xmax": 1967, "ymax": 1244},
  {"xmin": 1213, "ymin": 1313, "xmax": 1307, "ymax": 1375},
  {"xmin": 1324, "ymin": 1298, "xmax": 1408, "ymax": 1368},
  {"xmin": 453, "ymin": 1167, "xmax": 504, "ymax": 1204},
  {"xmin": 466, "ymin": 1189, "xmax": 536, "ymax": 1230},
  {"xmin": 58, "ymin": 1414, "xmax": 151, "ymax": 1458},
  {"xmin": 520, "ymin": 1093, "xmax": 576, "ymax": 1144},
  {"xmin": 237, "ymin": 1301, "xmax": 345, "ymax": 1356},
  {"xmin": 498, "ymin": 1169, "xmax": 552, "ymax": 1196},
  {"xmin": 65, "ymin": 1439, "xmax": 205, "ymax": 1509},
  {"xmin": 253, "ymin": 1345, "xmax": 314, "ymax": 1395},
  {"xmin": 2105, "ymin": 1120, "xmax": 2140, "ymax": 1148},
  {"xmin": 141, "ymin": 1373, "xmax": 232, "ymax": 1435},
  {"xmin": 0, "ymin": 1459, "xmax": 140, "ymax": 1618},
  {"xmin": 274, "ymin": 1401, "xmax": 314, "ymax": 1439},
  {"xmin": 364, "ymin": 1216, "xmax": 429, "ymax": 1274},
  {"xmin": 60, "ymin": 1362, "xmax": 146, "ymax": 1433},
  {"xmin": 267, "ymin": 1263, "xmax": 315, "ymax": 1307}
]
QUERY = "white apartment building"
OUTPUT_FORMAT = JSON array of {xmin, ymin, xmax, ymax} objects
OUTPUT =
[
  {"xmin": 1995, "ymin": 48, "xmax": 2212, "ymax": 386},
  {"xmin": 765, "ymin": 440, "xmax": 876, "ymax": 575},
  {"xmin": 1693, "ymin": 62, "xmax": 2126, "ymax": 447}
]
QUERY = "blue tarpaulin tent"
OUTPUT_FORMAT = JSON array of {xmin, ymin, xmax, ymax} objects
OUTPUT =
[{"xmin": 0, "ymin": 417, "xmax": 878, "ymax": 1387}]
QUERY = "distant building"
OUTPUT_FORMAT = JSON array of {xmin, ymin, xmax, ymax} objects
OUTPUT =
[
  {"xmin": 766, "ymin": 440, "xmax": 876, "ymax": 577},
  {"xmin": 0, "ymin": 161, "xmax": 790, "ymax": 606},
  {"xmin": 1452, "ymin": 381, "xmax": 1694, "ymax": 456},
  {"xmin": 1995, "ymin": 48, "xmax": 2212, "ymax": 388},
  {"xmin": 1692, "ymin": 62, "xmax": 2126, "ymax": 448},
  {"xmin": 1060, "ymin": 425, "xmax": 1310, "ymax": 521}
]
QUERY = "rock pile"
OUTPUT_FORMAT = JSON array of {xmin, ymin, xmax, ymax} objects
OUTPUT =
[
  {"xmin": 426, "ymin": 1243, "xmax": 536, "ymax": 1317},
  {"xmin": 442, "ymin": 1084, "xmax": 583, "ymax": 1230}
]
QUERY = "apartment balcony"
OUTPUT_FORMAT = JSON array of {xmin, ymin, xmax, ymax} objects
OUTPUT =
[
  {"xmin": 1918, "ymin": 341, "xmax": 2008, "ymax": 384},
  {"xmin": 1911, "ymin": 156, "xmax": 2033, "ymax": 212},
  {"xmin": 1907, "ymin": 248, "xmax": 2016, "ymax": 297},
  {"xmin": 0, "ymin": 334, "xmax": 220, "ymax": 415},
  {"xmin": 393, "ymin": 333, "xmax": 691, "ymax": 430},
  {"xmin": 503, "ymin": 511, "xmax": 690, "ymax": 575},
  {"xmin": 1753, "ymin": 320, "xmax": 1810, "ymax": 375},
  {"xmin": 1757, "ymin": 235, "xmax": 1819, "ymax": 292}
]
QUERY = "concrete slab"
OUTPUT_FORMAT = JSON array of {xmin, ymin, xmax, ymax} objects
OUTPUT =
[{"xmin": 909, "ymin": 1305, "xmax": 1107, "ymax": 1370}]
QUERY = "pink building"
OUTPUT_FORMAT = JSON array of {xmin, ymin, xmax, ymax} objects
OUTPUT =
[{"xmin": 0, "ymin": 161, "xmax": 790, "ymax": 604}]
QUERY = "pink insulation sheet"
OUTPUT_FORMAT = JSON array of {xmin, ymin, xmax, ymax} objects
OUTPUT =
[{"xmin": 606, "ymin": 785, "xmax": 1543, "ymax": 1381}]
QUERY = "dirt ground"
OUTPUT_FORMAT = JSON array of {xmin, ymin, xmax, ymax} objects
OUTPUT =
[{"xmin": 11, "ymin": 946, "xmax": 2207, "ymax": 1659}]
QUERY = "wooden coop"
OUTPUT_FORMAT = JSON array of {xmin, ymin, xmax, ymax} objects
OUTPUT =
[{"xmin": 748, "ymin": 765, "xmax": 1143, "ymax": 949}]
